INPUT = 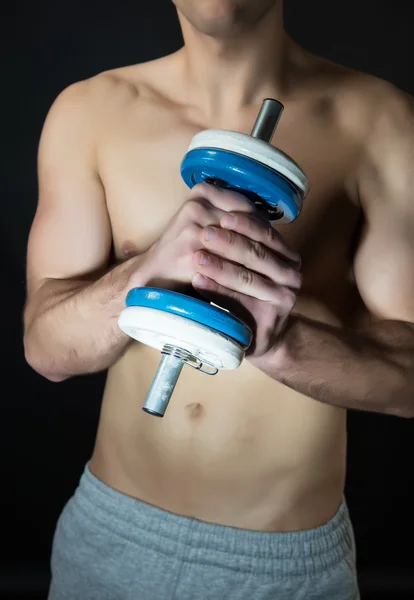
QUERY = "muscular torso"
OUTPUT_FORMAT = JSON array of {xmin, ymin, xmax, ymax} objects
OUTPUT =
[{"xmin": 89, "ymin": 49, "xmax": 369, "ymax": 531}]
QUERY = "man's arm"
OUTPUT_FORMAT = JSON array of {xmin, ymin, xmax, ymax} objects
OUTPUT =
[
  {"xmin": 255, "ymin": 83, "xmax": 414, "ymax": 418},
  {"xmin": 24, "ymin": 78, "xmax": 149, "ymax": 382}
]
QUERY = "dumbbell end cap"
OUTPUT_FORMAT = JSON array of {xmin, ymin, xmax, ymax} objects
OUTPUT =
[
  {"xmin": 142, "ymin": 407, "xmax": 164, "ymax": 417},
  {"xmin": 251, "ymin": 98, "xmax": 284, "ymax": 142}
]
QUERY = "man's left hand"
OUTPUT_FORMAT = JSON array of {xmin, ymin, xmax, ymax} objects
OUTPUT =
[{"xmin": 191, "ymin": 210, "xmax": 302, "ymax": 359}]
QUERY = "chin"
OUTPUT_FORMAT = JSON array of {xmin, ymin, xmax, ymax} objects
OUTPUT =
[{"xmin": 173, "ymin": 0, "xmax": 277, "ymax": 38}]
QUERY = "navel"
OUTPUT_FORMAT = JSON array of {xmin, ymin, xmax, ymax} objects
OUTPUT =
[{"xmin": 185, "ymin": 402, "xmax": 204, "ymax": 419}]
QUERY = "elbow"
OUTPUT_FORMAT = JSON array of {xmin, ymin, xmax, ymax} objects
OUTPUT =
[
  {"xmin": 384, "ymin": 369, "xmax": 414, "ymax": 419},
  {"xmin": 42, "ymin": 370, "xmax": 68, "ymax": 383},
  {"xmin": 389, "ymin": 403, "xmax": 414, "ymax": 419},
  {"xmin": 387, "ymin": 401, "xmax": 413, "ymax": 419},
  {"xmin": 395, "ymin": 398, "xmax": 414, "ymax": 419},
  {"xmin": 23, "ymin": 330, "xmax": 68, "ymax": 383}
]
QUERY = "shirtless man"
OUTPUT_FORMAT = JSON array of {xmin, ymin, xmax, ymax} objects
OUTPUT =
[{"xmin": 23, "ymin": 1, "xmax": 414, "ymax": 598}]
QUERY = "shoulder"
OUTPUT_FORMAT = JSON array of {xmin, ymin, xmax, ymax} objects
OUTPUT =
[
  {"xmin": 336, "ymin": 72, "xmax": 413, "ymax": 205},
  {"xmin": 356, "ymin": 77, "xmax": 413, "ymax": 169},
  {"xmin": 42, "ymin": 68, "xmax": 139, "ymax": 131},
  {"xmin": 298, "ymin": 45, "xmax": 411, "ymax": 134},
  {"xmin": 291, "ymin": 44, "xmax": 412, "ymax": 142},
  {"xmin": 41, "ymin": 54, "xmax": 177, "ymax": 135},
  {"xmin": 336, "ymin": 71, "xmax": 412, "ymax": 147},
  {"xmin": 38, "ymin": 55, "xmax": 178, "ymax": 166},
  {"xmin": 307, "ymin": 55, "xmax": 414, "ymax": 201}
]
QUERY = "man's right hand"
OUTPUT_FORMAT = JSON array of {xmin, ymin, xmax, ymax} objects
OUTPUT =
[{"xmin": 141, "ymin": 183, "xmax": 257, "ymax": 291}]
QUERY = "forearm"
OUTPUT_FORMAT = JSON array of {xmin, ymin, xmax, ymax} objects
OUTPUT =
[
  {"xmin": 24, "ymin": 255, "xmax": 148, "ymax": 380},
  {"xmin": 256, "ymin": 315, "xmax": 414, "ymax": 417}
]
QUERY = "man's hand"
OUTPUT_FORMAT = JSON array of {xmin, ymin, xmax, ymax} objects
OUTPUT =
[
  {"xmin": 191, "ymin": 210, "xmax": 302, "ymax": 358},
  {"xmin": 143, "ymin": 183, "xmax": 256, "ymax": 292}
]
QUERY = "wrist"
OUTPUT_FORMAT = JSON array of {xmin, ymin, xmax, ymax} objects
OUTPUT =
[
  {"xmin": 125, "ymin": 249, "xmax": 157, "ymax": 291},
  {"xmin": 250, "ymin": 314, "xmax": 298, "ymax": 376}
]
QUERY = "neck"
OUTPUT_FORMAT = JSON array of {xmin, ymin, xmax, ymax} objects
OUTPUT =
[{"xmin": 176, "ymin": 4, "xmax": 291, "ymax": 119}]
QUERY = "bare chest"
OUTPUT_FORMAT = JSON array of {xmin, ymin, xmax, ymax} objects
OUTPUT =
[{"xmin": 99, "ymin": 110, "xmax": 364, "ymax": 326}]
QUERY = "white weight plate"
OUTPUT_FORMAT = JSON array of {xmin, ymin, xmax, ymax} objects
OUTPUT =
[
  {"xmin": 187, "ymin": 129, "xmax": 309, "ymax": 196},
  {"xmin": 118, "ymin": 306, "xmax": 244, "ymax": 370}
]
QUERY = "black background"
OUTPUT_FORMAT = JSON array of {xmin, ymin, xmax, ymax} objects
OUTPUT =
[{"xmin": 2, "ymin": 1, "xmax": 413, "ymax": 598}]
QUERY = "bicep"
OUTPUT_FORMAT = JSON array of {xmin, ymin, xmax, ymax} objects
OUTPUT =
[
  {"xmin": 26, "ymin": 82, "xmax": 112, "ymax": 299},
  {"xmin": 353, "ymin": 88, "xmax": 414, "ymax": 322},
  {"xmin": 354, "ymin": 215, "xmax": 414, "ymax": 321}
]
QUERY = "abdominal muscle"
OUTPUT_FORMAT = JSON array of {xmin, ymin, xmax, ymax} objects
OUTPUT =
[{"xmin": 89, "ymin": 340, "xmax": 347, "ymax": 533}]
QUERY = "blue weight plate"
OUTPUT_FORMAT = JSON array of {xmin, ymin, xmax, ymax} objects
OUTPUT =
[
  {"xmin": 181, "ymin": 148, "xmax": 302, "ymax": 222},
  {"xmin": 125, "ymin": 287, "xmax": 252, "ymax": 348}
]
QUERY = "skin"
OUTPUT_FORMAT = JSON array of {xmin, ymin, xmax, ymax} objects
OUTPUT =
[{"xmin": 24, "ymin": 0, "xmax": 414, "ymax": 532}]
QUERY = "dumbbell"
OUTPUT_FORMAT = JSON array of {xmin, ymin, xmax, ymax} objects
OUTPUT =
[{"xmin": 118, "ymin": 99, "xmax": 309, "ymax": 417}]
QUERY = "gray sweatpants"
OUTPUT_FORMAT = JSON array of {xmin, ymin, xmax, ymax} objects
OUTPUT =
[{"xmin": 48, "ymin": 464, "xmax": 360, "ymax": 599}]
